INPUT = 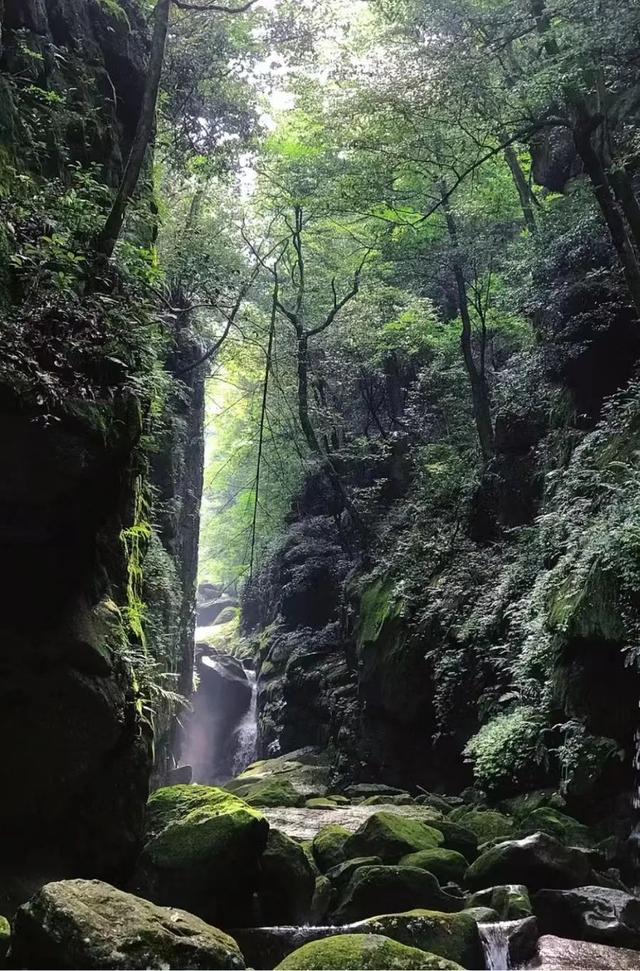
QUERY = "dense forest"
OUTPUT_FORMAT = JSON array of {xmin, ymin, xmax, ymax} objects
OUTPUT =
[{"xmin": 3, "ymin": 0, "xmax": 640, "ymax": 968}]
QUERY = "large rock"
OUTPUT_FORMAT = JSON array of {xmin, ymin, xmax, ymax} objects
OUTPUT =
[
  {"xmin": 274, "ymin": 933, "xmax": 463, "ymax": 969},
  {"xmin": 465, "ymin": 833, "xmax": 591, "ymax": 892},
  {"xmin": 448, "ymin": 809, "xmax": 514, "ymax": 845},
  {"xmin": 534, "ymin": 886, "xmax": 640, "ymax": 949},
  {"xmin": 9, "ymin": 879, "xmax": 245, "ymax": 970},
  {"xmin": 258, "ymin": 829, "xmax": 316, "ymax": 925},
  {"xmin": 312, "ymin": 825, "xmax": 352, "ymax": 872},
  {"xmin": 517, "ymin": 807, "xmax": 593, "ymax": 847},
  {"xmin": 527, "ymin": 934, "xmax": 640, "ymax": 969},
  {"xmin": 399, "ymin": 849, "xmax": 468, "ymax": 886},
  {"xmin": 345, "ymin": 812, "xmax": 444, "ymax": 863},
  {"xmin": 333, "ymin": 866, "xmax": 461, "ymax": 924},
  {"xmin": 226, "ymin": 749, "xmax": 331, "ymax": 805},
  {"xmin": 431, "ymin": 822, "xmax": 478, "ymax": 861},
  {"xmin": 183, "ymin": 650, "xmax": 252, "ymax": 785},
  {"xmin": 356, "ymin": 910, "xmax": 483, "ymax": 968},
  {"xmin": 132, "ymin": 785, "xmax": 269, "ymax": 925},
  {"xmin": 466, "ymin": 884, "xmax": 532, "ymax": 920}
]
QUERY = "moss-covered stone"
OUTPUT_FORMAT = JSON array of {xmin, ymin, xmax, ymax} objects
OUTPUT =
[
  {"xmin": 465, "ymin": 833, "xmax": 591, "ymax": 892},
  {"xmin": 306, "ymin": 797, "xmax": 339, "ymax": 809},
  {"xmin": 345, "ymin": 812, "xmax": 444, "ymax": 863},
  {"xmin": 356, "ymin": 910, "xmax": 483, "ymax": 968},
  {"xmin": 311, "ymin": 875, "xmax": 335, "ymax": 923},
  {"xmin": 333, "ymin": 866, "xmax": 460, "ymax": 925},
  {"xmin": 0, "ymin": 915, "xmax": 9, "ymax": 964},
  {"xmin": 135, "ymin": 784, "xmax": 268, "ymax": 924},
  {"xmin": 448, "ymin": 809, "xmax": 514, "ymax": 845},
  {"xmin": 466, "ymin": 885, "xmax": 532, "ymax": 920},
  {"xmin": 242, "ymin": 778, "xmax": 304, "ymax": 808},
  {"xmin": 432, "ymin": 822, "xmax": 478, "ymax": 861},
  {"xmin": 10, "ymin": 879, "xmax": 245, "ymax": 970},
  {"xmin": 144, "ymin": 785, "xmax": 268, "ymax": 869},
  {"xmin": 327, "ymin": 856, "xmax": 384, "ymax": 889},
  {"xmin": 259, "ymin": 828, "xmax": 316, "ymax": 924},
  {"xmin": 399, "ymin": 849, "xmax": 468, "ymax": 885},
  {"xmin": 275, "ymin": 933, "xmax": 463, "ymax": 970},
  {"xmin": 313, "ymin": 824, "xmax": 352, "ymax": 872},
  {"xmin": 517, "ymin": 807, "xmax": 593, "ymax": 847},
  {"xmin": 362, "ymin": 794, "xmax": 415, "ymax": 806}
]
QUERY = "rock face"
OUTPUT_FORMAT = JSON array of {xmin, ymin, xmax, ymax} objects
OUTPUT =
[
  {"xmin": 534, "ymin": 886, "xmax": 640, "ymax": 949},
  {"xmin": 9, "ymin": 879, "xmax": 246, "ymax": 970},
  {"xmin": 465, "ymin": 833, "xmax": 591, "ymax": 891},
  {"xmin": 183, "ymin": 648, "xmax": 252, "ymax": 784},
  {"xmin": 132, "ymin": 785, "xmax": 269, "ymax": 925},
  {"xmin": 274, "ymin": 933, "xmax": 463, "ymax": 970},
  {"xmin": 528, "ymin": 934, "xmax": 640, "ymax": 970},
  {"xmin": 258, "ymin": 829, "xmax": 316, "ymax": 925}
]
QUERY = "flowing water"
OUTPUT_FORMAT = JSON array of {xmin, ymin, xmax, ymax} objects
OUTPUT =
[
  {"xmin": 478, "ymin": 922, "xmax": 515, "ymax": 970},
  {"xmin": 231, "ymin": 667, "xmax": 258, "ymax": 777}
]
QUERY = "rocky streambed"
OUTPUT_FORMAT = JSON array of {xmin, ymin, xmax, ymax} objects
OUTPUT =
[{"xmin": 2, "ymin": 749, "xmax": 640, "ymax": 970}]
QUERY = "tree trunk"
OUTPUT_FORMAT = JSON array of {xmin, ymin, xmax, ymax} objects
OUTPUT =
[
  {"xmin": 95, "ymin": 0, "xmax": 172, "ymax": 258},
  {"xmin": 608, "ymin": 166, "xmax": 640, "ymax": 254},
  {"xmin": 296, "ymin": 331, "xmax": 321, "ymax": 453},
  {"xmin": 441, "ymin": 188, "xmax": 495, "ymax": 462},
  {"xmin": 503, "ymin": 142, "xmax": 537, "ymax": 234},
  {"xmin": 573, "ymin": 117, "xmax": 640, "ymax": 317}
]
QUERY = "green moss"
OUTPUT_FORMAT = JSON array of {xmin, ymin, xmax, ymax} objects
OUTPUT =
[
  {"xmin": 345, "ymin": 812, "xmax": 444, "ymax": 863},
  {"xmin": 399, "ymin": 848, "xmax": 468, "ymax": 885},
  {"xmin": 275, "ymin": 934, "xmax": 463, "ymax": 970},
  {"xmin": 517, "ymin": 807, "xmax": 593, "ymax": 846},
  {"xmin": 357, "ymin": 578, "xmax": 403, "ymax": 649},
  {"xmin": 312, "ymin": 825, "xmax": 352, "ymax": 872},
  {"xmin": 306, "ymin": 797, "xmax": 339, "ymax": 809},
  {"xmin": 0, "ymin": 914, "xmax": 10, "ymax": 961},
  {"xmin": 242, "ymin": 778, "xmax": 304, "ymax": 808},
  {"xmin": 360, "ymin": 910, "xmax": 482, "ymax": 968},
  {"xmin": 447, "ymin": 808, "xmax": 514, "ymax": 844},
  {"xmin": 431, "ymin": 821, "xmax": 478, "ymax": 861},
  {"xmin": 145, "ymin": 784, "xmax": 268, "ymax": 869},
  {"xmin": 333, "ymin": 866, "xmax": 454, "ymax": 925}
]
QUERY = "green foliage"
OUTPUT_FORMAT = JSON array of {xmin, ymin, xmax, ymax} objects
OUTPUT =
[{"xmin": 464, "ymin": 707, "xmax": 547, "ymax": 794}]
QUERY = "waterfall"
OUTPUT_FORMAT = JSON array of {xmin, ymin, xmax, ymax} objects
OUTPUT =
[
  {"xmin": 231, "ymin": 667, "xmax": 258, "ymax": 776},
  {"xmin": 478, "ymin": 922, "xmax": 514, "ymax": 971}
]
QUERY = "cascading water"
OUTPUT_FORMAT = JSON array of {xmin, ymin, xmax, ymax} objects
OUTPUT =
[
  {"xmin": 478, "ymin": 922, "xmax": 514, "ymax": 970},
  {"xmin": 231, "ymin": 667, "xmax": 258, "ymax": 776}
]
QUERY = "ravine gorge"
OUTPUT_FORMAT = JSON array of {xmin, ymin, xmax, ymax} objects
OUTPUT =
[{"xmin": 2, "ymin": 0, "xmax": 640, "ymax": 969}]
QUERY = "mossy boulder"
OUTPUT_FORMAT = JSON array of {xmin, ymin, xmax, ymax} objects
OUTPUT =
[
  {"xmin": 448, "ymin": 809, "xmax": 514, "ymax": 845},
  {"xmin": 431, "ymin": 822, "xmax": 478, "ymax": 861},
  {"xmin": 311, "ymin": 875, "xmax": 334, "ymax": 923},
  {"xmin": 355, "ymin": 910, "xmax": 483, "ymax": 968},
  {"xmin": 517, "ymin": 807, "xmax": 593, "ymax": 847},
  {"xmin": 326, "ymin": 857, "xmax": 383, "ymax": 890},
  {"xmin": 466, "ymin": 885, "xmax": 532, "ymax": 920},
  {"xmin": 226, "ymin": 751, "xmax": 330, "ymax": 803},
  {"xmin": 10, "ymin": 879, "xmax": 245, "ymax": 970},
  {"xmin": 259, "ymin": 828, "xmax": 316, "ymax": 924},
  {"xmin": 312, "ymin": 824, "xmax": 351, "ymax": 872},
  {"xmin": 306, "ymin": 797, "xmax": 339, "ymax": 809},
  {"xmin": 465, "ymin": 833, "xmax": 591, "ymax": 892},
  {"xmin": 399, "ymin": 849, "xmax": 468, "ymax": 886},
  {"xmin": 345, "ymin": 812, "xmax": 444, "ymax": 863},
  {"xmin": 362, "ymin": 794, "xmax": 415, "ymax": 806},
  {"xmin": 134, "ymin": 784, "xmax": 268, "ymax": 924},
  {"xmin": 242, "ymin": 778, "xmax": 303, "ymax": 808},
  {"xmin": 0, "ymin": 916, "xmax": 9, "ymax": 963},
  {"xmin": 275, "ymin": 933, "xmax": 463, "ymax": 970},
  {"xmin": 333, "ymin": 866, "xmax": 461, "ymax": 924}
]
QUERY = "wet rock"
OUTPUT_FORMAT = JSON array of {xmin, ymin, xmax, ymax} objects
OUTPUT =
[
  {"xmin": 333, "ymin": 866, "xmax": 461, "ymax": 924},
  {"xmin": 399, "ymin": 849, "xmax": 468, "ymax": 886},
  {"xmin": 258, "ymin": 829, "xmax": 316, "ymax": 925},
  {"xmin": 274, "ymin": 933, "xmax": 463, "ymax": 969},
  {"xmin": 311, "ymin": 875, "xmax": 334, "ymax": 923},
  {"xmin": 526, "ymin": 933, "xmax": 640, "ymax": 969},
  {"xmin": 226, "ymin": 749, "xmax": 331, "ymax": 805},
  {"xmin": 432, "ymin": 821, "xmax": 478, "ymax": 861},
  {"xmin": 465, "ymin": 832, "xmax": 591, "ymax": 891},
  {"xmin": 260, "ymin": 803, "xmax": 455, "ymax": 843},
  {"xmin": 345, "ymin": 784, "xmax": 409, "ymax": 800},
  {"xmin": 478, "ymin": 916, "xmax": 539, "ymax": 969},
  {"xmin": 132, "ymin": 785, "xmax": 268, "ymax": 926},
  {"xmin": 534, "ymin": 886, "xmax": 640, "ymax": 949},
  {"xmin": 9, "ymin": 879, "xmax": 245, "ymax": 970},
  {"xmin": 197, "ymin": 596, "xmax": 238, "ymax": 627},
  {"xmin": 345, "ymin": 812, "xmax": 444, "ymax": 863},
  {"xmin": 466, "ymin": 884, "xmax": 532, "ymax": 920}
]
